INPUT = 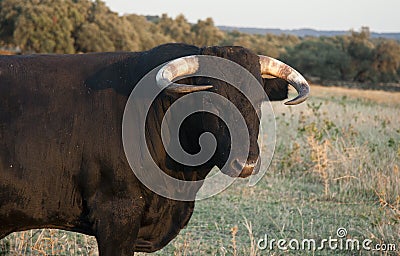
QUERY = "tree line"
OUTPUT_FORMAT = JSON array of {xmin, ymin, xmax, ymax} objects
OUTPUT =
[{"xmin": 1, "ymin": 0, "xmax": 399, "ymax": 83}]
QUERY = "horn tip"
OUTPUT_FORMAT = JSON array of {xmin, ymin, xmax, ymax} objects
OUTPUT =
[{"xmin": 285, "ymin": 83, "xmax": 310, "ymax": 105}]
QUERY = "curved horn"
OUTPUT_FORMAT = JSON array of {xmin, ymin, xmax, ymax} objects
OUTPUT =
[
  {"xmin": 156, "ymin": 56, "xmax": 213, "ymax": 94},
  {"xmin": 259, "ymin": 55, "xmax": 310, "ymax": 105}
]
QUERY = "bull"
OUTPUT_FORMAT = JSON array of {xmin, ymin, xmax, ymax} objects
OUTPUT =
[{"xmin": 0, "ymin": 43, "xmax": 309, "ymax": 255}]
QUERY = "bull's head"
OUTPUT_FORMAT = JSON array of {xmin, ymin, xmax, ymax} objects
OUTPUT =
[{"xmin": 156, "ymin": 47, "xmax": 309, "ymax": 178}]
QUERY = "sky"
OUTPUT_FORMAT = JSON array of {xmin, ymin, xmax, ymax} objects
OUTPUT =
[{"xmin": 103, "ymin": 0, "xmax": 400, "ymax": 33}]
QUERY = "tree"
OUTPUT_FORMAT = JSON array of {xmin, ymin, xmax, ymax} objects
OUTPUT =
[
  {"xmin": 347, "ymin": 27, "xmax": 376, "ymax": 82},
  {"xmin": 75, "ymin": 22, "xmax": 115, "ymax": 52},
  {"xmin": 191, "ymin": 18, "xmax": 224, "ymax": 46},
  {"xmin": 373, "ymin": 40, "xmax": 400, "ymax": 82},
  {"xmin": 155, "ymin": 14, "xmax": 193, "ymax": 44},
  {"xmin": 0, "ymin": 0, "xmax": 76, "ymax": 53},
  {"xmin": 125, "ymin": 14, "xmax": 170, "ymax": 50},
  {"xmin": 281, "ymin": 38, "xmax": 351, "ymax": 82},
  {"xmin": 0, "ymin": 0, "xmax": 27, "ymax": 44},
  {"xmin": 75, "ymin": 0, "xmax": 139, "ymax": 52}
]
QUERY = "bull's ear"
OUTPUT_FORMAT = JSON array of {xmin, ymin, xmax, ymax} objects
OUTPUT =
[{"xmin": 263, "ymin": 77, "xmax": 289, "ymax": 101}]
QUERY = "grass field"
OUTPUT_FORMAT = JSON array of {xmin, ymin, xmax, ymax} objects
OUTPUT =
[{"xmin": 1, "ymin": 85, "xmax": 399, "ymax": 255}]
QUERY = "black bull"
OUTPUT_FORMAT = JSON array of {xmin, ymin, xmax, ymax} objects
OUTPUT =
[{"xmin": 0, "ymin": 43, "xmax": 309, "ymax": 254}]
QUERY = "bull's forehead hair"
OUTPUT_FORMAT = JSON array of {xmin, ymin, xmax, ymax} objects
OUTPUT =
[{"xmin": 200, "ymin": 46, "xmax": 262, "ymax": 81}]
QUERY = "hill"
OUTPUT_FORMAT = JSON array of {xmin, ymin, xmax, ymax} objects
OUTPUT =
[{"xmin": 218, "ymin": 26, "xmax": 400, "ymax": 40}]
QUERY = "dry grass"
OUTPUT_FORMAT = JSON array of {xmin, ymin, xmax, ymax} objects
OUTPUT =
[
  {"xmin": 310, "ymin": 84, "xmax": 400, "ymax": 106},
  {"xmin": 0, "ymin": 229, "xmax": 98, "ymax": 255},
  {"xmin": 230, "ymin": 225, "xmax": 238, "ymax": 256},
  {"xmin": 307, "ymin": 136, "xmax": 331, "ymax": 197}
]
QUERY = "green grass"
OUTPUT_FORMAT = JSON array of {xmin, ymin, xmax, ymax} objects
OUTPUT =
[{"xmin": 1, "ymin": 85, "xmax": 399, "ymax": 255}]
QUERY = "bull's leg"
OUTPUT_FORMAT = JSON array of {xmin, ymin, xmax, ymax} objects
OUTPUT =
[
  {"xmin": 90, "ymin": 197, "xmax": 145, "ymax": 256},
  {"xmin": 79, "ymin": 159, "xmax": 146, "ymax": 256}
]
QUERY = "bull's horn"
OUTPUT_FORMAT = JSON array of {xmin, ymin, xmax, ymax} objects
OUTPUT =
[
  {"xmin": 259, "ymin": 55, "xmax": 310, "ymax": 105},
  {"xmin": 156, "ymin": 56, "xmax": 213, "ymax": 94}
]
